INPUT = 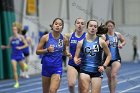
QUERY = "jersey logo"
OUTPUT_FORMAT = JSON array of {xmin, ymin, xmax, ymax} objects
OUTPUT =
[
  {"xmin": 84, "ymin": 45, "xmax": 99, "ymax": 56},
  {"xmin": 93, "ymin": 45, "xmax": 99, "ymax": 52}
]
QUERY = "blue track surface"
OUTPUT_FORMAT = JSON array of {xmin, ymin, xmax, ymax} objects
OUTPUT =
[{"xmin": 0, "ymin": 63, "xmax": 140, "ymax": 93}]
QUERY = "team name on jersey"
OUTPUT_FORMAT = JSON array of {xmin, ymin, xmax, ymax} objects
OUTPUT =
[
  {"xmin": 84, "ymin": 45, "xmax": 99, "ymax": 56},
  {"xmin": 11, "ymin": 40, "xmax": 20, "ymax": 44},
  {"xmin": 109, "ymin": 37, "xmax": 118, "ymax": 47},
  {"xmin": 70, "ymin": 40, "xmax": 77, "ymax": 44}
]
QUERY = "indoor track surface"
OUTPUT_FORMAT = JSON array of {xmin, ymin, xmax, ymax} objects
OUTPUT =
[{"xmin": 0, "ymin": 63, "xmax": 140, "ymax": 93}]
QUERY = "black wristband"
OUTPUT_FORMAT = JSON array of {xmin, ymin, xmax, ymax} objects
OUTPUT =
[{"xmin": 103, "ymin": 65, "xmax": 107, "ymax": 69}]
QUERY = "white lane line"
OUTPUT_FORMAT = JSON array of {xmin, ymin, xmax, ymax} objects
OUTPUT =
[
  {"xmin": 0, "ymin": 76, "xmax": 67, "ymax": 92},
  {"xmin": 102, "ymin": 76, "xmax": 140, "ymax": 89},
  {"xmin": 102, "ymin": 70, "xmax": 140, "ymax": 82},
  {"xmin": 14, "ymin": 70, "xmax": 140, "ymax": 92},
  {"xmin": 0, "ymin": 75, "xmax": 67, "ymax": 88},
  {"xmin": 0, "ymin": 65, "xmax": 129, "ymax": 86},
  {"xmin": 0, "ymin": 78, "xmax": 41, "ymax": 88},
  {"xmin": 0, "ymin": 82, "xmax": 41, "ymax": 92},
  {"xmin": 16, "ymin": 87, "xmax": 42, "ymax": 93},
  {"xmin": 0, "ymin": 65, "xmax": 133, "ymax": 87},
  {"xmin": 1, "ymin": 68, "xmax": 139, "ymax": 93},
  {"xmin": 119, "ymin": 84, "xmax": 140, "ymax": 93},
  {"xmin": 17, "ymin": 85, "xmax": 78, "ymax": 93}
]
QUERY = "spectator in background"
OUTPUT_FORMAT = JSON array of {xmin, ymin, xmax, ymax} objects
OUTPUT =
[
  {"xmin": 133, "ymin": 36, "xmax": 139, "ymax": 63},
  {"xmin": 21, "ymin": 26, "xmax": 32, "ymax": 78}
]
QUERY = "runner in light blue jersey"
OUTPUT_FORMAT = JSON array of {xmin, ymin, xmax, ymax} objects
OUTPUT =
[
  {"xmin": 74, "ymin": 20, "xmax": 111, "ymax": 93},
  {"xmin": 103, "ymin": 20, "xmax": 126, "ymax": 93}
]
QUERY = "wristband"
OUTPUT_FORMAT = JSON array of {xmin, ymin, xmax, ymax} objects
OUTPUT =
[{"xmin": 103, "ymin": 65, "xmax": 107, "ymax": 69}]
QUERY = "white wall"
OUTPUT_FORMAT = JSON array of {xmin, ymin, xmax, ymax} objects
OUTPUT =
[
  {"xmin": 113, "ymin": 0, "xmax": 124, "ymax": 25},
  {"xmin": 14, "ymin": 0, "xmax": 24, "ymax": 22},
  {"xmin": 39, "ymin": 0, "xmax": 61, "ymax": 31},
  {"xmin": 114, "ymin": 0, "xmax": 140, "ymax": 25},
  {"xmin": 92, "ymin": 0, "xmax": 111, "ymax": 22},
  {"xmin": 39, "ymin": 0, "xmax": 111, "ymax": 31},
  {"xmin": 124, "ymin": 0, "xmax": 140, "ymax": 25},
  {"xmin": 117, "ymin": 26, "xmax": 140, "ymax": 62},
  {"xmin": 69, "ymin": 0, "xmax": 87, "ymax": 26},
  {"xmin": 14, "ymin": 0, "xmax": 140, "ymax": 64}
]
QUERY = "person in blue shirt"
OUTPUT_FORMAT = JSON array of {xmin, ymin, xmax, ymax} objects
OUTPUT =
[
  {"xmin": 21, "ymin": 26, "xmax": 32, "ymax": 78},
  {"xmin": 36, "ymin": 18, "xmax": 71, "ymax": 93},
  {"xmin": 74, "ymin": 20, "xmax": 111, "ymax": 93},
  {"xmin": 1, "ymin": 22, "xmax": 28, "ymax": 88},
  {"xmin": 103, "ymin": 20, "xmax": 126, "ymax": 93},
  {"xmin": 65, "ymin": 18, "xmax": 86, "ymax": 93}
]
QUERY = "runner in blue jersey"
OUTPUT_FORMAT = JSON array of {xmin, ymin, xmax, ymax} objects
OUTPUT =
[
  {"xmin": 36, "ymin": 18, "xmax": 71, "ymax": 93},
  {"xmin": 103, "ymin": 20, "xmax": 126, "ymax": 93},
  {"xmin": 21, "ymin": 26, "xmax": 32, "ymax": 78},
  {"xmin": 22, "ymin": 26, "xmax": 32, "ymax": 63},
  {"xmin": 74, "ymin": 20, "xmax": 111, "ymax": 93},
  {"xmin": 65, "ymin": 18, "xmax": 86, "ymax": 93},
  {"xmin": 1, "ymin": 22, "xmax": 28, "ymax": 88}
]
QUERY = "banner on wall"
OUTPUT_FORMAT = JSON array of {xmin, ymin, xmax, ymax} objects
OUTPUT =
[{"xmin": 26, "ymin": 0, "xmax": 37, "ymax": 15}]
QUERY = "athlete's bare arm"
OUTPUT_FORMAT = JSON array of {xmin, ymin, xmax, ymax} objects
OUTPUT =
[
  {"xmin": 36, "ymin": 34, "xmax": 49, "ymax": 55},
  {"xmin": 116, "ymin": 32, "xmax": 126, "ymax": 48},
  {"xmin": 1, "ymin": 37, "xmax": 13, "ymax": 49},
  {"xmin": 74, "ymin": 40, "xmax": 83, "ymax": 65},
  {"xmin": 100, "ymin": 38, "xmax": 111, "ymax": 67},
  {"xmin": 63, "ymin": 36, "xmax": 72, "ymax": 59}
]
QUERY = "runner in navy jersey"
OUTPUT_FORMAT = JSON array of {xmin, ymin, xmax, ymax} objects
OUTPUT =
[
  {"xmin": 103, "ymin": 20, "xmax": 126, "ymax": 93},
  {"xmin": 21, "ymin": 26, "xmax": 32, "ymax": 78},
  {"xmin": 1, "ymin": 22, "xmax": 28, "ymax": 88},
  {"xmin": 36, "ymin": 18, "xmax": 71, "ymax": 93},
  {"xmin": 74, "ymin": 20, "xmax": 111, "ymax": 93},
  {"xmin": 65, "ymin": 18, "xmax": 86, "ymax": 93}
]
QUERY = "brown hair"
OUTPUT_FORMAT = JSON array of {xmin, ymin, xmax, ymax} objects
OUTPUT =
[
  {"xmin": 97, "ymin": 24, "xmax": 108, "ymax": 35},
  {"xmin": 86, "ymin": 20, "xmax": 98, "ymax": 28},
  {"xmin": 105, "ymin": 20, "xmax": 115, "ymax": 26}
]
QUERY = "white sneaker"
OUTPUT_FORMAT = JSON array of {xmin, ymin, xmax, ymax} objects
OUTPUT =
[
  {"xmin": 25, "ymin": 74, "xmax": 30, "ymax": 79},
  {"xmin": 20, "ymin": 72, "xmax": 25, "ymax": 78}
]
